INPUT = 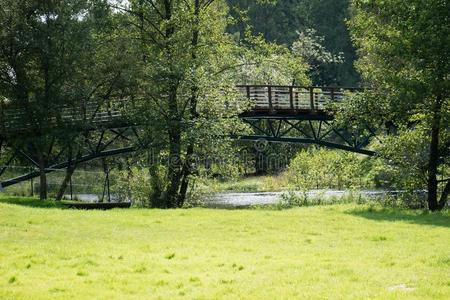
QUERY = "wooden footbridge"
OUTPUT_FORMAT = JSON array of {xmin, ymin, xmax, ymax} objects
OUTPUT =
[
  {"xmin": 235, "ymin": 85, "xmax": 374, "ymax": 155},
  {"xmin": 0, "ymin": 85, "xmax": 375, "ymax": 188}
]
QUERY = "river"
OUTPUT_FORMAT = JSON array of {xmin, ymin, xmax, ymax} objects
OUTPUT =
[{"xmin": 65, "ymin": 189, "xmax": 420, "ymax": 208}]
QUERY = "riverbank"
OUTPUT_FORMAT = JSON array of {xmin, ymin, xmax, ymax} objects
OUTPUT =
[
  {"xmin": 204, "ymin": 190, "xmax": 425, "ymax": 208},
  {"xmin": 0, "ymin": 196, "xmax": 449, "ymax": 299}
]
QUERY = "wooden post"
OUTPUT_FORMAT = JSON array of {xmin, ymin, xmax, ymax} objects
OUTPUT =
[
  {"xmin": 246, "ymin": 85, "xmax": 250, "ymax": 99},
  {"xmin": 268, "ymin": 86, "xmax": 273, "ymax": 113},
  {"xmin": 106, "ymin": 170, "xmax": 111, "ymax": 203},
  {"xmin": 289, "ymin": 86, "xmax": 294, "ymax": 110},
  {"xmin": 309, "ymin": 87, "xmax": 315, "ymax": 111},
  {"xmin": 30, "ymin": 167, "xmax": 34, "ymax": 197}
]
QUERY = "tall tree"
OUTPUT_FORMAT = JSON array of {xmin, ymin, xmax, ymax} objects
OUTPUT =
[
  {"xmin": 116, "ymin": 0, "xmax": 247, "ymax": 208},
  {"xmin": 347, "ymin": 0, "xmax": 450, "ymax": 210},
  {"xmin": 0, "ymin": 0, "xmax": 133, "ymax": 199}
]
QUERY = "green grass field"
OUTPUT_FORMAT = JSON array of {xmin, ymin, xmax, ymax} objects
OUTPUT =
[{"xmin": 0, "ymin": 196, "xmax": 449, "ymax": 299}]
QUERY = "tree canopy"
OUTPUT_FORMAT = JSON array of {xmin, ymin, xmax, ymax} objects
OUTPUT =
[
  {"xmin": 345, "ymin": 0, "xmax": 450, "ymax": 210},
  {"xmin": 227, "ymin": 0, "xmax": 359, "ymax": 86}
]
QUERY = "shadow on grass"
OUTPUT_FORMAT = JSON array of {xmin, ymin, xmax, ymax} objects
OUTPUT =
[
  {"xmin": 0, "ymin": 195, "xmax": 65, "ymax": 209},
  {"xmin": 347, "ymin": 206, "xmax": 450, "ymax": 228}
]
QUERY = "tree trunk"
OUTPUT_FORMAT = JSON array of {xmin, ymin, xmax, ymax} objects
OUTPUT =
[
  {"xmin": 159, "ymin": 0, "xmax": 182, "ymax": 208},
  {"xmin": 255, "ymin": 150, "xmax": 268, "ymax": 175},
  {"xmin": 439, "ymin": 179, "xmax": 450, "ymax": 209},
  {"xmin": 166, "ymin": 127, "xmax": 182, "ymax": 208},
  {"xmin": 56, "ymin": 148, "xmax": 79, "ymax": 201},
  {"xmin": 427, "ymin": 101, "xmax": 441, "ymax": 211},
  {"xmin": 38, "ymin": 153, "xmax": 47, "ymax": 200},
  {"xmin": 55, "ymin": 164, "xmax": 76, "ymax": 201},
  {"xmin": 179, "ymin": 144, "xmax": 194, "ymax": 207},
  {"xmin": 178, "ymin": 0, "xmax": 201, "ymax": 208}
]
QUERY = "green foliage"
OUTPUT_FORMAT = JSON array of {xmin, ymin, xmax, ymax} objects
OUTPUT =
[
  {"xmin": 233, "ymin": 33, "xmax": 310, "ymax": 85},
  {"xmin": 114, "ymin": 166, "xmax": 154, "ymax": 207},
  {"xmin": 227, "ymin": 0, "xmax": 359, "ymax": 85},
  {"xmin": 347, "ymin": 0, "xmax": 450, "ymax": 210},
  {"xmin": 292, "ymin": 29, "xmax": 344, "ymax": 84},
  {"xmin": 0, "ymin": 0, "xmax": 133, "ymax": 128},
  {"xmin": 118, "ymin": 0, "xmax": 313, "ymax": 207},
  {"xmin": 0, "ymin": 0, "xmax": 138, "ymax": 199},
  {"xmin": 374, "ymin": 127, "xmax": 429, "ymax": 190},
  {"xmin": 349, "ymin": 0, "xmax": 450, "ymax": 121},
  {"xmin": 276, "ymin": 191, "xmax": 361, "ymax": 210},
  {"xmin": 120, "ymin": 0, "xmax": 256, "ymax": 207},
  {"xmin": 275, "ymin": 190, "xmax": 428, "ymax": 210},
  {"xmin": 285, "ymin": 147, "xmax": 435, "ymax": 202},
  {"xmin": 200, "ymin": 175, "xmax": 288, "ymax": 193},
  {"xmin": 287, "ymin": 148, "xmax": 371, "ymax": 190}
]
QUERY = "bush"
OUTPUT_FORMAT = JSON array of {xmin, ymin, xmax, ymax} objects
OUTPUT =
[
  {"xmin": 286, "ymin": 148, "xmax": 371, "ymax": 190},
  {"xmin": 276, "ymin": 190, "xmax": 360, "ymax": 209},
  {"xmin": 114, "ymin": 166, "xmax": 167, "ymax": 208}
]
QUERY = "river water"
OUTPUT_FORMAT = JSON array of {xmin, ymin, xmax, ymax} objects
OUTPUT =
[
  {"xmin": 204, "ymin": 190, "xmax": 405, "ymax": 207},
  {"xmin": 66, "ymin": 189, "xmax": 417, "ymax": 207}
]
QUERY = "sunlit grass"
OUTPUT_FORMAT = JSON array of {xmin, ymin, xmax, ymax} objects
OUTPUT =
[{"xmin": 0, "ymin": 196, "xmax": 449, "ymax": 299}]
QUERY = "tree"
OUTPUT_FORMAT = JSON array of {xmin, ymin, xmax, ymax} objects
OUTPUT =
[
  {"xmin": 227, "ymin": 0, "xmax": 359, "ymax": 86},
  {"xmin": 0, "ymin": 0, "xmax": 134, "ymax": 199},
  {"xmin": 292, "ymin": 29, "xmax": 344, "ymax": 85},
  {"xmin": 347, "ymin": 0, "xmax": 450, "ymax": 210},
  {"xmin": 233, "ymin": 33, "xmax": 310, "ymax": 85},
  {"xmin": 112, "ymin": 0, "xmax": 249, "ymax": 208}
]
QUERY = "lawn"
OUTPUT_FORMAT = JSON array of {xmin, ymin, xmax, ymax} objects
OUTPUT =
[{"xmin": 0, "ymin": 196, "xmax": 449, "ymax": 299}]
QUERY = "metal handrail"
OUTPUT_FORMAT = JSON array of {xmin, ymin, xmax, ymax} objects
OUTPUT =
[{"xmin": 237, "ymin": 85, "xmax": 362, "ymax": 112}]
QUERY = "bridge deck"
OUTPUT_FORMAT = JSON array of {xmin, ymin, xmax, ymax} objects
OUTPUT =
[{"xmin": 1, "ymin": 85, "xmax": 359, "ymax": 135}]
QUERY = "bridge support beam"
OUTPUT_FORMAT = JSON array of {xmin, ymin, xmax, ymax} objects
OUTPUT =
[
  {"xmin": 238, "ymin": 118, "xmax": 376, "ymax": 156},
  {"xmin": 0, "ymin": 127, "xmax": 143, "ymax": 189},
  {"xmin": 238, "ymin": 135, "xmax": 376, "ymax": 156}
]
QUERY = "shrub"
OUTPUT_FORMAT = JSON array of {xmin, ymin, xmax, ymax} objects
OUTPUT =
[
  {"xmin": 276, "ymin": 190, "xmax": 360, "ymax": 209},
  {"xmin": 286, "ymin": 148, "xmax": 371, "ymax": 190}
]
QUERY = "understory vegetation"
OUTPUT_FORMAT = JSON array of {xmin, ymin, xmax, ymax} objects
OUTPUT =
[
  {"xmin": 1, "ymin": 146, "xmax": 443, "ymax": 210},
  {"xmin": 121, "ymin": 147, "xmax": 443, "ymax": 208}
]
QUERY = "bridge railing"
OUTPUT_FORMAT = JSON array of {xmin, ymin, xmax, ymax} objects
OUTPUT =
[
  {"xmin": 1, "ymin": 85, "xmax": 363, "ymax": 134},
  {"xmin": 0, "ymin": 99, "xmax": 127, "ymax": 134},
  {"xmin": 236, "ymin": 85, "xmax": 361, "ymax": 112}
]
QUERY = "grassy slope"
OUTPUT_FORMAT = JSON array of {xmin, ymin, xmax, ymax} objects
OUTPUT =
[{"xmin": 0, "ymin": 196, "xmax": 449, "ymax": 299}]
